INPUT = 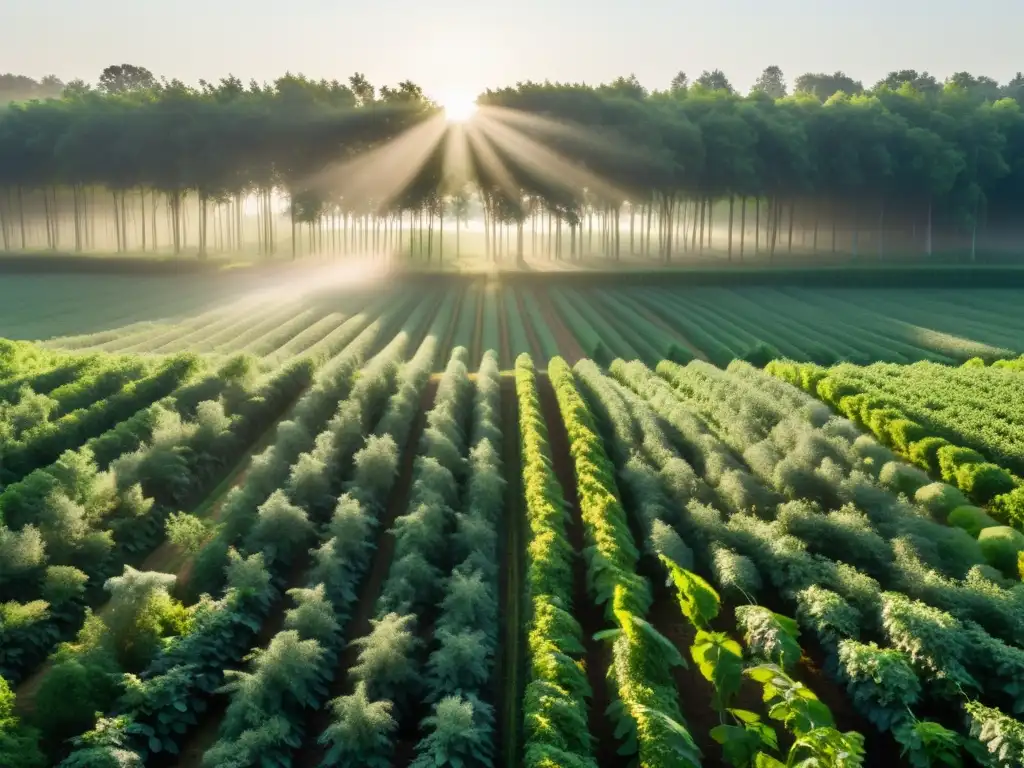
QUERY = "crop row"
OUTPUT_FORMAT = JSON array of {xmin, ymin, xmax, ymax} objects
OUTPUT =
[
  {"xmin": 613, "ymin": 357, "xmax": 1024, "ymax": 766},
  {"xmin": 767, "ymin": 359, "xmax": 1024, "ymax": 538},
  {"xmin": 34, "ymin": 282, "xmax": 1024, "ymax": 373}
]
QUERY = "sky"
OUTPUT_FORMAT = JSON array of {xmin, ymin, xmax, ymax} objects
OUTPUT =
[{"xmin": 5, "ymin": 0, "xmax": 1023, "ymax": 101}]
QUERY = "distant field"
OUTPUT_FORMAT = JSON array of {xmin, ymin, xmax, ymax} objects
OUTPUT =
[{"xmin": 4, "ymin": 273, "xmax": 1022, "ymax": 369}]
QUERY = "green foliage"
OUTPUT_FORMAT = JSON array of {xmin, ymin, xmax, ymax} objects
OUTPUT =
[
  {"xmin": 104, "ymin": 566, "xmax": 180, "ymax": 671},
  {"xmin": 34, "ymin": 612, "xmax": 121, "ymax": 743},
  {"xmin": 879, "ymin": 461, "xmax": 931, "ymax": 498},
  {"xmin": 954, "ymin": 463, "xmax": 1016, "ymax": 505},
  {"xmin": 879, "ymin": 593, "xmax": 977, "ymax": 692},
  {"xmin": 243, "ymin": 490, "xmax": 315, "ymax": 564},
  {"xmin": 836, "ymin": 640, "xmax": 920, "ymax": 731},
  {"xmin": 319, "ymin": 682, "xmax": 396, "ymax": 768},
  {"xmin": 937, "ymin": 445, "xmax": 987, "ymax": 484},
  {"xmin": 692, "ymin": 630, "xmax": 745, "ymax": 713},
  {"xmin": 58, "ymin": 716, "xmax": 142, "ymax": 768},
  {"xmin": 909, "ymin": 437, "xmax": 953, "ymax": 474},
  {"xmin": 349, "ymin": 612, "xmax": 421, "ymax": 706},
  {"xmin": 0, "ymin": 676, "xmax": 46, "ymax": 768},
  {"xmin": 977, "ymin": 526, "xmax": 1024, "ymax": 574},
  {"xmin": 964, "ymin": 701, "xmax": 1024, "ymax": 768},
  {"xmin": 41, "ymin": 565, "xmax": 88, "ymax": 605},
  {"xmin": 915, "ymin": 482, "xmax": 971, "ymax": 520},
  {"xmin": 164, "ymin": 511, "xmax": 209, "ymax": 553},
  {"xmin": 947, "ymin": 506, "xmax": 998, "ymax": 538},
  {"xmin": 990, "ymin": 486, "xmax": 1024, "ymax": 528},
  {"xmin": 893, "ymin": 718, "xmax": 964, "ymax": 768},
  {"xmin": 735, "ymin": 606, "xmax": 802, "ymax": 671},
  {"xmin": 795, "ymin": 586, "xmax": 861, "ymax": 651},
  {"xmin": 661, "ymin": 557, "xmax": 720, "ymax": 630},
  {"xmin": 710, "ymin": 546, "xmax": 762, "ymax": 601},
  {"xmin": 410, "ymin": 695, "xmax": 495, "ymax": 768}
]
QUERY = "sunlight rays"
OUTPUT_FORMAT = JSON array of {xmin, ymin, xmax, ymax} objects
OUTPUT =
[
  {"xmin": 299, "ymin": 100, "xmax": 632, "ymax": 222},
  {"xmin": 303, "ymin": 114, "xmax": 448, "ymax": 212}
]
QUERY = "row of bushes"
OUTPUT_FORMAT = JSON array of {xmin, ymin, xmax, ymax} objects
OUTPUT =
[
  {"xmin": 4, "ymin": 359, "xmax": 315, "ymax": 760},
  {"xmin": 0, "ymin": 355, "xmax": 300, "ymax": 686},
  {"xmin": 513, "ymin": 354, "xmax": 594, "ymax": 767},
  {"xmin": 549, "ymin": 357, "xmax": 703, "ymax": 767},
  {"xmin": 767, "ymin": 360, "xmax": 1024, "ymax": 559},
  {"xmin": 409, "ymin": 350, "xmax": 505, "ymax": 767},
  {"xmin": 197, "ymin": 332, "xmax": 412, "ymax": 766},
  {"xmin": 1, "ymin": 354, "xmax": 204, "ymax": 485},
  {"xmin": 56, "ymin": 329, "xmax": 422, "ymax": 766},
  {"xmin": 324, "ymin": 347, "xmax": 473, "ymax": 767},
  {"xmin": 630, "ymin": 357, "xmax": 1024, "ymax": 765}
]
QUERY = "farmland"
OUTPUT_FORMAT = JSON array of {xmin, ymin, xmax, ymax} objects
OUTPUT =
[
  {"xmin": 1, "ymin": 270, "xmax": 1024, "ymax": 768},
  {"xmin": 3, "ymin": 272, "xmax": 1024, "ymax": 370}
]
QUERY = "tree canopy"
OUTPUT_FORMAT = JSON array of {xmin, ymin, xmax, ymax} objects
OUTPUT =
[{"xmin": 2, "ymin": 64, "xmax": 1024, "ymax": 262}]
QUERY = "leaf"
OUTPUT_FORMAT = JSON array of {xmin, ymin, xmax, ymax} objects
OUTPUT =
[
  {"xmin": 661, "ymin": 555, "xmax": 720, "ymax": 630},
  {"xmin": 692, "ymin": 630, "xmax": 744, "ymax": 711}
]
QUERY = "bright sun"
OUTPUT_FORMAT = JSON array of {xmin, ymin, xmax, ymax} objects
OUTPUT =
[{"xmin": 440, "ymin": 91, "xmax": 478, "ymax": 123}]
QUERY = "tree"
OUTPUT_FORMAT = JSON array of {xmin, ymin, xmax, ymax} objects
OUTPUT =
[
  {"xmin": 875, "ymin": 70, "xmax": 940, "ymax": 95},
  {"xmin": 752, "ymin": 66, "xmax": 787, "ymax": 99},
  {"xmin": 794, "ymin": 71, "xmax": 863, "ymax": 100},
  {"xmin": 97, "ymin": 64, "xmax": 157, "ymax": 94},
  {"xmin": 695, "ymin": 69, "xmax": 734, "ymax": 93},
  {"xmin": 670, "ymin": 71, "xmax": 690, "ymax": 94}
]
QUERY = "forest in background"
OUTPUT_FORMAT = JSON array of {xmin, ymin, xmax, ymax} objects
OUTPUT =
[{"xmin": 3, "ymin": 64, "xmax": 1024, "ymax": 263}]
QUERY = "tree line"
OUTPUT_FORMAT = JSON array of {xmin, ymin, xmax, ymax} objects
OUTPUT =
[{"xmin": 2, "ymin": 63, "xmax": 1024, "ymax": 262}]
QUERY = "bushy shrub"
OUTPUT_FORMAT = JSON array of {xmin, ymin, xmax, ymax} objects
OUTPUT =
[
  {"xmin": 795, "ymin": 585, "xmax": 861, "ymax": 652},
  {"xmin": 710, "ymin": 546, "xmax": 761, "ymax": 600},
  {"xmin": 990, "ymin": 486, "xmax": 1024, "ymax": 527},
  {"xmin": 836, "ymin": 640, "xmax": 920, "ymax": 731},
  {"xmin": 977, "ymin": 526, "xmax": 1024, "ymax": 575},
  {"xmin": 947, "ymin": 506, "xmax": 999, "ymax": 538},
  {"xmin": 955, "ymin": 462, "xmax": 1017, "ymax": 505},
  {"xmin": 34, "ymin": 613, "xmax": 121, "ymax": 743},
  {"xmin": 410, "ymin": 695, "xmax": 494, "ymax": 768},
  {"xmin": 887, "ymin": 419, "xmax": 927, "ymax": 454},
  {"xmin": 0, "ymin": 676, "xmax": 46, "ymax": 768},
  {"xmin": 936, "ymin": 445, "xmax": 986, "ymax": 484},
  {"xmin": 318, "ymin": 682, "xmax": 396, "ymax": 768},
  {"xmin": 907, "ymin": 436, "xmax": 951, "ymax": 474},
  {"xmin": 740, "ymin": 342, "xmax": 781, "ymax": 369},
  {"xmin": 244, "ymin": 490, "xmax": 314, "ymax": 564},
  {"xmin": 878, "ymin": 461, "xmax": 931, "ymax": 498},
  {"xmin": 914, "ymin": 482, "xmax": 970, "ymax": 520},
  {"xmin": 851, "ymin": 435, "xmax": 896, "ymax": 479},
  {"xmin": 165, "ymin": 511, "xmax": 209, "ymax": 554}
]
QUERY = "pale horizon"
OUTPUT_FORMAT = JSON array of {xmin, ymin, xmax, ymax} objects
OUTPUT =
[{"xmin": 6, "ymin": 0, "xmax": 1024, "ymax": 100}]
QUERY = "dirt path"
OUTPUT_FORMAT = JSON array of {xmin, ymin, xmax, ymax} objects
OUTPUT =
[
  {"xmin": 533, "ymin": 287, "xmax": 585, "ymax": 363},
  {"xmin": 535, "ymin": 374, "xmax": 618, "ymax": 767},
  {"xmin": 497, "ymin": 375, "xmax": 523, "ymax": 768},
  {"xmin": 292, "ymin": 378, "xmax": 438, "ymax": 767}
]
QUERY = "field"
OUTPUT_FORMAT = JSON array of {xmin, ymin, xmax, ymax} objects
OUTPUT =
[
  {"xmin": 2, "ymin": 270, "xmax": 1024, "ymax": 768},
  {"xmin": 4, "ymin": 272, "xmax": 1024, "ymax": 370}
]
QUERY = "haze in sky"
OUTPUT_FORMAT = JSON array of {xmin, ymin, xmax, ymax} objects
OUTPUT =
[{"xmin": 6, "ymin": 0, "xmax": 1023, "ymax": 101}]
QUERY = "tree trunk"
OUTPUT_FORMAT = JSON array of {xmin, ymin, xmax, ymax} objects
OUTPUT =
[
  {"xmin": 727, "ymin": 196, "xmax": 734, "ymax": 261},
  {"xmin": 754, "ymin": 197, "xmax": 760, "ymax": 256},
  {"xmin": 787, "ymin": 200, "xmax": 795, "ymax": 254},
  {"xmin": 926, "ymin": 200, "xmax": 933, "ymax": 257},
  {"xmin": 739, "ymin": 197, "xmax": 746, "ymax": 262}
]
